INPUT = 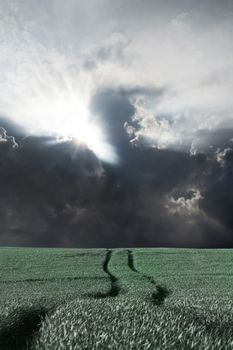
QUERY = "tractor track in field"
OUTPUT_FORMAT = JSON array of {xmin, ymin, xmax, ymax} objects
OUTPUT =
[
  {"xmin": 87, "ymin": 250, "xmax": 121, "ymax": 299},
  {"xmin": 0, "ymin": 276, "xmax": 106, "ymax": 284},
  {"xmin": 127, "ymin": 250, "xmax": 170, "ymax": 305},
  {"xmin": 127, "ymin": 250, "xmax": 155, "ymax": 283}
]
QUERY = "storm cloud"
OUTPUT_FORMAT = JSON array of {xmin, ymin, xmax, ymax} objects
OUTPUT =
[{"xmin": 1, "ymin": 89, "xmax": 233, "ymax": 248}]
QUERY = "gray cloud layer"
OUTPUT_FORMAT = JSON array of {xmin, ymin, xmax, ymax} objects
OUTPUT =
[{"xmin": 1, "ymin": 87, "xmax": 233, "ymax": 247}]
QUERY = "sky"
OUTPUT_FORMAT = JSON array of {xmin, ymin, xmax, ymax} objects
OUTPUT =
[{"xmin": 0, "ymin": 0, "xmax": 233, "ymax": 247}]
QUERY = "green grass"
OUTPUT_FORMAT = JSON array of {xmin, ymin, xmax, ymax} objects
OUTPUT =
[{"xmin": 1, "ymin": 248, "xmax": 233, "ymax": 349}]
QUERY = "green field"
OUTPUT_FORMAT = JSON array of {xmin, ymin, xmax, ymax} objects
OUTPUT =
[{"xmin": 1, "ymin": 248, "xmax": 233, "ymax": 349}]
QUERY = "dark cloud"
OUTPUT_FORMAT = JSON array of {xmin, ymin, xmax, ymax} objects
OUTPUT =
[
  {"xmin": 90, "ymin": 87, "xmax": 136, "ymax": 154},
  {"xmin": 198, "ymin": 142, "xmax": 233, "ymax": 242},
  {"xmin": 1, "ymin": 88, "xmax": 233, "ymax": 248},
  {"xmin": 0, "ymin": 136, "xmax": 105, "ymax": 247}
]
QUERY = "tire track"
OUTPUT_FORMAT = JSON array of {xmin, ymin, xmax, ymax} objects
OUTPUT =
[
  {"xmin": 0, "ymin": 276, "xmax": 106, "ymax": 284},
  {"xmin": 88, "ymin": 250, "xmax": 121, "ymax": 298},
  {"xmin": 127, "ymin": 250, "xmax": 171, "ymax": 305}
]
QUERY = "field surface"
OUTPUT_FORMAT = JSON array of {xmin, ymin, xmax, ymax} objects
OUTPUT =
[{"xmin": 1, "ymin": 248, "xmax": 233, "ymax": 349}]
